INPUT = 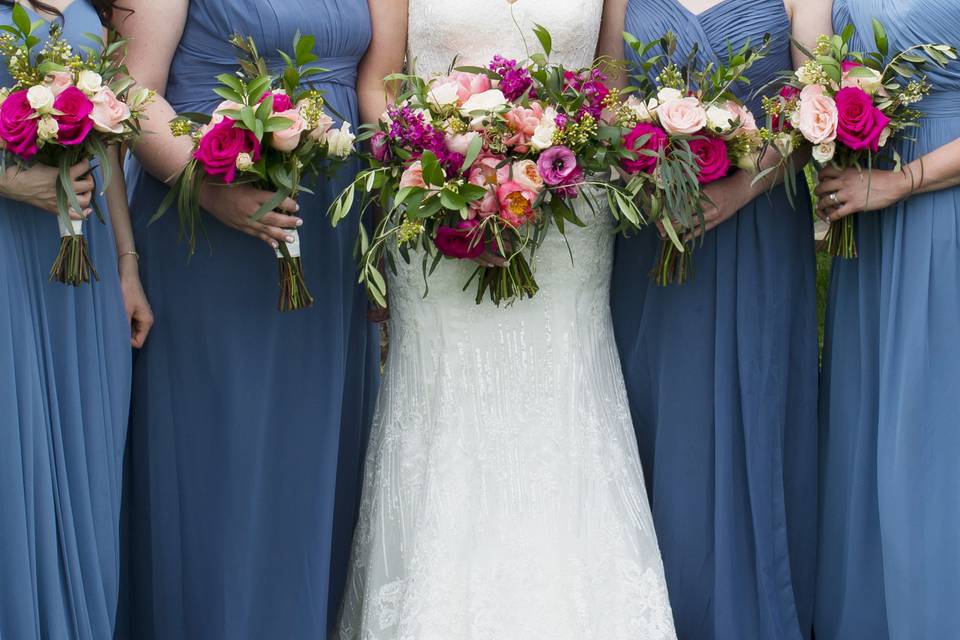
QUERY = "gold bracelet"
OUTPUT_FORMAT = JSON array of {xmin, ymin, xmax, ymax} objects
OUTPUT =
[{"xmin": 119, "ymin": 250, "xmax": 140, "ymax": 262}]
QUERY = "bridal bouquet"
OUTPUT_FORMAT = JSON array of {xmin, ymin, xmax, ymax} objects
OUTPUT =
[
  {"xmin": 329, "ymin": 26, "xmax": 643, "ymax": 307},
  {"xmin": 617, "ymin": 32, "xmax": 769, "ymax": 285},
  {"xmin": 155, "ymin": 34, "xmax": 355, "ymax": 311},
  {"xmin": 0, "ymin": 5, "xmax": 152, "ymax": 285},
  {"xmin": 763, "ymin": 21, "xmax": 956, "ymax": 257}
]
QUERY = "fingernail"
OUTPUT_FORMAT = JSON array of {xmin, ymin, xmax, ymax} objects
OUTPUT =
[
  {"xmin": 286, "ymin": 235, "xmax": 295, "ymax": 243},
  {"xmin": 272, "ymin": 242, "xmax": 278, "ymax": 249},
  {"xmin": 295, "ymin": 219, "xmax": 303, "ymax": 227},
  {"xmin": 294, "ymin": 204, "xmax": 301, "ymax": 212}
]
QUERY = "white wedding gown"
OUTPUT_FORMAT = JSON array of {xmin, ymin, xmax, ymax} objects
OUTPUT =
[{"xmin": 337, "ymin": 1, "xmax": 677, "ymax": 638}]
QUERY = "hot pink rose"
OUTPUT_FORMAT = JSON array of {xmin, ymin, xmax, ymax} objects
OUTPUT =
[
  {"xmin": 449, "ymin": 71, "xmax": 492, "ymax": 103},
  {"xmin": 504, "ymin": 102, "xmax": 544, "ymax": 152},
  {"xmin": 435, "ymin": 219, "xmax": 485, "ymax": 259},
  {"xmin": 497, "ymin": 180, "xmax": 538, "ymax": 227},
  {"xmin": 796, "ymin": 84, "xmax": 838, "ymax": 144},
  {"xmin": 261, "ymin": 91, "xmax": 295, "ymax": 113},
  {"xmin": 370, "ymin": 130, "xmax": 391, "ymax": 162},
  {"xmin": 0, "ymin": 90, "xmax": 39, "ymax": 157},
  {"xmin": 194, "ymin": 118, "xmax": 262, "ymax": 183},
  {"xmin": 689, "ymin": 136, "xmax": 730, "ymax": 184},
  {"xmin": 90, "ymin": 86, "xmax": 131, "ymax": 134},
  {"xmin": 657, "ymin": 97, "xmax": 707, "ymax": 135},
  {"xmin": 399, "ymin": 161, "xmax": 427, "ymax": 189},
  {"xmin": 270, "ymin": 108, "xmax": 307, "ymax": 152},
  {"xmin": 622, "ymin": 122, "xmax": 667, "ymax": 174},
  {"xmin": 44, "ymin": 71, "xmax": 73, "ymax": 97},
  {"xmin": 834, "ymin": 86, "xmax": 890, "ymax": 152},
  {"xmin": 53, "ymin": 86, "xmax": 94, "ymax": 146},
  {"xmin": 772, "ymin": 86, "xmax": 800, "ymax": 131}
]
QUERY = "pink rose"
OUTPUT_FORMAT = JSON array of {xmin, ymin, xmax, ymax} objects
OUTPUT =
[
  {"xmin": 449, "ymin": 71, "xmax": 492, "ymax": 103},
  {"xmin": 399, "ymin": 161, "xmax": 427, "ymax": 189},
  {"xmin": 44, "ymin": 71, "xmax": 73, "ymax": 97},
  {"xmin": 0, "ymin": 90, "xmax": 39, "ymax": 157},
  {"xmin": 497, "ymin": 180, "xmax": 538, "ymax": 227},
  {"xmin": 504, "ymin": 102, "xmax": 544, "ymax": 152},
  {"xmin": 796, "ymin": 85, "xmax": 838, "ymax": 145},
  {"xmin": 724, "ymin": 100, "xmax": 757, "ymax": 134},
  {"xmin": 370, "ymin": 130, "xmax": 391, "ymax": 162},
  {"xmin": 270, "ymin": 108, "xmax": 307, "ymax": 152},
  {"xmin": 89, "ymin": 86, "xmax": 131, "ymax": 134},
  {"xmin": 435, "ymin": 219, "xmax": 485, "ymax": 259},
  {"xmin": 622, "ymin": 122, "xmax": 667, "ymax": 174},
  {"xmin": 194, "ymin": 118, "xmax": 262, "ymax": 184},
  {"xmin": 468, "ymin": 154, "xmax": 509, "ymax": 218},
  {"xmin": 834, "ymin": 86, "xmax": 890, "ymax": 152},
  {"xmin": 689, "ymin": 136, "xmax": 730, "ymax": 184},
  {"xmin": 307, "ymin": 111, "xmax": 334, "ymax": 141},
  {"xmin": 446, "ymin": 131, "xmax": 479, "ymax": 155},
  {"xmin": 511, "ymin": 159, "xmax": 544, "ymax": 194},
  {"xmin": 657, "ymin": 97, "xmax": 707, "ymax": 135},
  {"xmin": 261, "ymin": 91, "xmax": 294, "ymax": 113},
  {"xmin": 53, "ymin": 87, "xmax": 94, "ymax": 146}
]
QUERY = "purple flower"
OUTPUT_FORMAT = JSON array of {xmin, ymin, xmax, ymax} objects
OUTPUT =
[
  {"xmin": 489, "ymin": 55, "xmax": 534, "ymax": 101},
  {"xmin": 537, "ymin": 145, "xmax": 579, "ymax": 187},
  {"xmin": 563, "ymin": 69, "xmax": 611, "ymax": 120}
]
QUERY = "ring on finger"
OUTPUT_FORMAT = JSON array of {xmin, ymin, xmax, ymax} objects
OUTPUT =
[{"xmin": 829, "ymin": 192, "xmax": 839, "ymax": 204}]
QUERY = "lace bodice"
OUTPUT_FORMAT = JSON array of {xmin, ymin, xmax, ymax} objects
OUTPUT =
[{"xmin": 407, "ymin": 0, "xmax": 602, "ymax": 76}]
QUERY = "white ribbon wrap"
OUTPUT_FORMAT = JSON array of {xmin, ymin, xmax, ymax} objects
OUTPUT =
[
  {"xmin": 275, "ymin": 229, "xmax": 301, "ymax": 259},
  {"xmin": 58, "ymin": 217, "xmax": 83, "ymax": 238}
]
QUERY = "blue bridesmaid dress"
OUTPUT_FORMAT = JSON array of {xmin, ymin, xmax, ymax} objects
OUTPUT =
[
  {"xmin": 123, "ymin": 1, "xmax": 375, "ymax": 638},
  {"xmin": 817, "ymin": 1, "xmax": 960, "ymax": 638},
  {"xmin": 612, "ymin": 2, "xmax": 819, "ymax": 639},
  {"xmin": 0, "ymin": 4, "xmax": 132, "ymax": 639}
]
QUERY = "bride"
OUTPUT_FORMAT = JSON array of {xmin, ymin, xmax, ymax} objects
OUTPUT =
[{"xmin": 338, "ymin": 0, "xmax": 677, "ymax": 637}]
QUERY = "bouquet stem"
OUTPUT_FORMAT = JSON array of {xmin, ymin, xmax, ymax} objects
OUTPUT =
[
  {"xmin": 823, "ymin": 218, "xmax": 858, "ymax": 259},
  {"xmin": 49, "ymin": 218, "xmax": 99, "ymax": 286},
  {"xmin": 476, "ymin": 253, "xmax": 539, "ymax": 306},
  {"xmin": 652, "ymin": 238, "xmax": 693, "ymax": 286},
  {"xmin": 276, "ymin": 230, "xmax": 314, "ymax": 312}
]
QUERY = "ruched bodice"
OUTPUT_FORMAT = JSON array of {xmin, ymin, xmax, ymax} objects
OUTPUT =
[
  {"xmin": 165, "ymin": 0, "xmax": 370, "ymax": 113},
  {"xmin": 623, "ymin": 0, "xmax": 792, "ymax": 115}
]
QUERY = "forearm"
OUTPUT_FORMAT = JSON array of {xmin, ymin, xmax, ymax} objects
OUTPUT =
[
  {"xmin": 903, "ymin": 137, "xmax": 960, "ymax": 197},
  {"xmin": 358, "ymin": 84, "xmax": 393, "ymax": 127},
  {"xmin": 132, "ymin": 96, "xmax": 196, "ymax": 185},
  {"xmin": 105, "ymin": 146, "xmax": 137, "ymax": 259}
]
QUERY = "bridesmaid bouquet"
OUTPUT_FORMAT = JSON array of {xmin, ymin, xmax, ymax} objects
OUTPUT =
[
  {"xmin": 0, "ymin": 5, "xmax": 152, "ymax": 285},
  {"xmin": 330, "ymin": 26, "xmax": 642, "ymax": 307},
  {"xmin": 617, "ymin": 32, "xmax": 770, "ymax": 285},
  {"xmin": 156, "ymin": 34, "xmax": 355, "ymax": 311},
  {"xmin": 763, "ymin": 20, "xmax": 957, "ymax": 258}
]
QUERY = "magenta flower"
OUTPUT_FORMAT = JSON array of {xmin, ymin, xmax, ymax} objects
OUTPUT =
[
  {"xmin": 0, "ymin": 90, "xmax": 39, "ymax": 157},
  {"xmin": 194, "ymin": 118, "xmax": 262, "ymax": 184},
  {"xmin": 435, "ymin": 219, "xmax": 485, "ymax": 259},
  {"xmin": 53, "ymin": 87, "xmax": 94, "ymax": 146},
  {"xmin": 537, "ymin": 145, "xmax": 579, "ymax": 186},
  {"xmin": 260, "ymin": 91, "xmax": 295, "ymax": 112},
  {"xmin": 370, "ymin": 130, "xmax": 392, "ymax": 162},
  {"xmin": 489, "ymin": 55, "xmax": 534, "ymax": 101}
]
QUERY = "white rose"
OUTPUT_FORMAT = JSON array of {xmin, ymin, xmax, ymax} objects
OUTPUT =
[
  {"xmin": 427, "ymin": 81, "xmax": 461, "ymax": 109},
  {"xmin": 705, "ymin": 105, "xmax": 735, "ymax": 134},
  {"xmin": 325, "ymin": 122, "xmax": 356, "ymax": 158},
  {"xmin": 625, "ymin": 95, "xmax": 657, "ymax": 123},
  {"xmin": 842, "ymin": 66, "xmax": 883, "ymax": 95},
  {"xmin": 36, "ymin": 116, "xmax": 59, "ymax": 143},
  {"xmin": 656, "ymin": 87, "xmax": 683, "ymax": 103},
  {"xmin": 774, "ymin": 132, "xmax": 795, "ymax": 157},
  {"xmin": 877, "ymin": 126, "xmax": 891, "ymax": 148},
  {"xmin": 76, "ymin": 70, "xmax": 103, "ymax": 95},
  {"xmin": 235, "ymin": 152, "xmax": 254, "ymax": 172},
  {"xmin": 812, "ymin": 141, "xmax": 836, "ymax": 164},
  {"xmin": 530, "ymin": 106, "xmax": 558, "ymax": 151},
  {"xmin": 27, "ymin": 85, "xmax": 55, "ymax": 113},
  {"xmin": 795, "ymin": 65, "xmax": 817, "ymax": 86},
  {"xmin": 460, "ymin": 89, "xmax": 507, "ymax": 116}
]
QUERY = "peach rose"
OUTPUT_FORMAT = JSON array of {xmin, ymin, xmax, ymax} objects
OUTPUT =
[
  {"xmin": 44, "ymin": 71, "xmax": 73, "ymax": 97},
  {"xmin": 657, "ymin": 97, "xmax": 707, "ymax": 135},
  {"xmin": 270, "ymin": 108, "xmax": 308, "ymax": 152},
  {"xmin": 90, "ymin": 86, "xmax": 131, "ymax": 134},
  {"xmin": 511, "ymin": 159, "xmax": 544, "ymax": 194},
  {"xmin": 399, "ymin": 161, "xmax": 427, "ymax": 189},
  {"xmin": 504, "ymin": 102, "xmax": 545, "ymax": 152},
  {"xmin": 797, "ymin": 84, "xmax": 838, "ymax": 144},
  {"xmin": 724, "ymin": 100, "xmax": 757, "ymax": 134},
  {"xmin": 308, "ymin": 111, "xmax": 334, "ymax": 140},
  {"xmin": 446, "ymin": 131, "xmax": 479, "ymax": 155},
  {"xmin": 449, "ymin": 71, "xmax": 492, "ymax": 103}
]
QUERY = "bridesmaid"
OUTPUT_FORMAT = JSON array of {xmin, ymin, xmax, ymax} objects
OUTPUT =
[
  {"xmin": 116, "ymin": 0, "xmax": 375, "ymax": 637},
  {"xmin": 599, "ymin": 1, "xmax": 830, "ymax": 638},
  {"xmin": 816, "ymin": 1, "xmax": 960, "ymax": 638},
  {"xmin": 0, "ymin": 1, "xmax": 152, "ymax": 638}
]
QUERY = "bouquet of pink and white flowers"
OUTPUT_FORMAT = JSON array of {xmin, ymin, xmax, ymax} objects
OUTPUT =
[
  {"xmin": 155, "ymin": 34, "xmax": 355, "ymax": 311},
  {"xmin": 330, "ymin": 26, "xmax": 643, "ymax": 307},
  {"xmin": 763, "ymin": 21, "xmax": 956, "ymax": 257},
  {"xmin": 616, "ymin": 32, "xmax": 770, "ymax": 285},
  {"xmin": 0, "ymin": 5, "xmax": 152, "ymax": 285}
]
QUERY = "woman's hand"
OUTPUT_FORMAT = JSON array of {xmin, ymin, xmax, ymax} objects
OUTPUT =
[
  {"xmin": 815, "ymin": 165, "xmax": 913, "ymax": 221},
  {"xmin": 0, "ymin": 161, "xmax": 94, "ymax": 218},
  {"xmin": 680, "ymin": 173, "xmax": 751, "ymax": 242},
  {"xmin": 118, "ymin": 254, "xmax": 154, "ymax": 349},
  {"xmin": 199, "ymin": 182, "xmax": 302, "ymax": 249}
]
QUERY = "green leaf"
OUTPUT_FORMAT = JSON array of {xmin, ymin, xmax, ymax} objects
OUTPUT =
[
  {"xmin": 461, "ymin": 134, "xmax": 483, "ymax": 174},
  {"xmin": 252, "ymin": 187, "xmax": 292, "ymax": 221},
  {"xmin": 532, "ymin": 23, "xmax": 552, "ymax": 57},
  {"xmin": 873, "ymin": 19, "xmax": 889, "ymax": 57},
  {"xmin": 264, "ymin": 115, "xmax": 295, "ymax": 133},
  {"xmin": 12, "ymin": 4, "xmax": 31, "ymax": 36},
  {"xmin": 217, "ymin": 73, "xmax": 244, "ymax": 93},
  {"xmin": 255, "ymin": 94, "xmax": 274, "ymax": 121},
  {"xmin": 239, "ymin": 106, "xmax": 258, "ymax": 132},
  {"xmin": 420, "ymin": 151, "xmax": 446, "ymax": 187},
  {"xmin": 440, "ymin": 189, "xmax": 466, "ymax": 211},
  {"xmin": 295, "ymin": 34, "xmax": 317, "ymax": 66},
  {"xmin": 212, "ymin": 87, "xmax": 244, "ymax": 104}
]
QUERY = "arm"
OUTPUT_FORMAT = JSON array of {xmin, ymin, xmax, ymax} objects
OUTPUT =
[
  {"xmin": 816, "ymin": 138, "xmax": 960, "ymax": 220},
  {"xmin": 357, "ymin": 0, "xmax": 408, "ymax": 125},
  {"xmin": 116, "ymin": 0, "xmax": 301, "ymax": 249},
  {"xmin": 786, "ymin": 0, "xmax": 834, "ymax": 67},
  {"xmin": 597, "ymin": 0, "xmax": 628, "ymax": 90}
]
